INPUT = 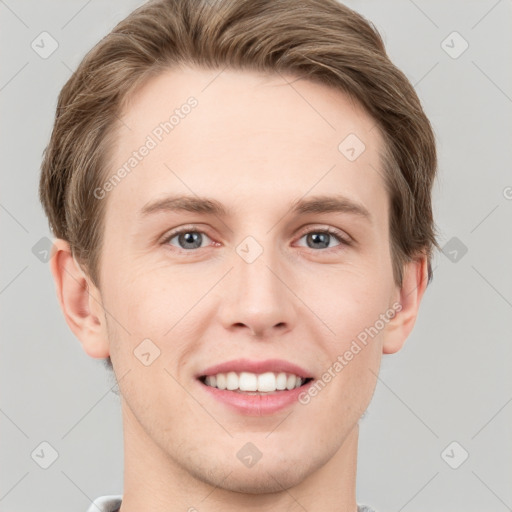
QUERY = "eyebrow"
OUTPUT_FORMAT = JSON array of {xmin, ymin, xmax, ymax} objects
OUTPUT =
[{"xmin": 139, "ymin": 194, "xmax": 372, "ymax": 223}]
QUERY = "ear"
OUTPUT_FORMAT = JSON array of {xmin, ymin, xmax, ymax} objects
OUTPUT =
[
  {"xmin": 382, "ymin": 254, "xmax": 429, "ymax": 354},
  {"xmin": 49, "ymin": 238, "xmax": 110, "ymax": 359}
]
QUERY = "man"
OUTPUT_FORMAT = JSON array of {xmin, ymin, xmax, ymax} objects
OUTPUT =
[{"xmin": 39, "ymin": 0, "xmax": 438, "ymax": 510}]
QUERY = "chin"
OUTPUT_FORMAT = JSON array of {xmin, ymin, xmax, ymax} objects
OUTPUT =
[
  {"xmin": 210, "ymin": 465, "xmax": 311, "ymax": 494},
  {"xmin": 223, "ymin": 475, "xmax": 298, "ymax": 494},
  {"xmin": 185, "ymin": 449, "xmax": 319, "ymax": 495}
]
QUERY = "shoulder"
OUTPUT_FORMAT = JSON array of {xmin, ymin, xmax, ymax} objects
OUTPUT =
[
  {"xmin": 358, "ymin": 505, "xmax": 378, "ymax": 512},
  {"xmin": 86, "ymin": 495, "xmax": 123, "ymax": 512}
]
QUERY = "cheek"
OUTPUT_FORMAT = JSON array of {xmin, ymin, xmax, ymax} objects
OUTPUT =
[
  {"xmin": 309, "ymin": 267, "xmax": 392, "ymax": 339},
  {"xmin": 103, "ymin": 257, "xmax": 195, "ymax": 323},
  {"xmin": 308, "ymin": 270, "xmax": 390, "ymax": 398},
  {"xmin": 101, "ymin": 258, "xmax": 215, "ymax": 380}
]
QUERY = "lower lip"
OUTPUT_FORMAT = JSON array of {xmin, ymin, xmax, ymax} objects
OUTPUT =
[{"xmin": 198, "ymin": 379, "xmax": 314, "ymax": 416}]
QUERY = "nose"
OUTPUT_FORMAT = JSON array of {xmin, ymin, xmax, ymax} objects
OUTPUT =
[{"xmin": 218, "ymin": 249, "xmax": 297, "ymax": 339}]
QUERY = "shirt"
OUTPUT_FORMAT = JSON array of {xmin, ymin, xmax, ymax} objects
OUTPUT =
[{"xmin": 86, "ymin": 495, "xmax": 377, "ymax": 512}]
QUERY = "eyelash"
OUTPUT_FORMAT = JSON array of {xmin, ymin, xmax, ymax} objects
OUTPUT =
[{"xmin": 161, "ymin": 224, "xmax": 352, "ymax": 253}]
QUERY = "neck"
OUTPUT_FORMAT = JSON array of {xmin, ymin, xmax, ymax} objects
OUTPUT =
[{"xmin": 119, "ymin": 399, "xmax": 359, "ymax": 512}]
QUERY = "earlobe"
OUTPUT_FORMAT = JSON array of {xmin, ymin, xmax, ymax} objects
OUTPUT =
[
  {"xmin": 49, "ymin": 239, "xmax": 110, "ymax": 359},
  {"xmin": 382, "ymin": 255, "xmax": 429, "ymax": 354}
]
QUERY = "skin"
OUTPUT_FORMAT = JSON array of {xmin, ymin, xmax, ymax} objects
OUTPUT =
[{"xmin": 50, "ymin": 66, "xmax": 428, "ymax": 512}]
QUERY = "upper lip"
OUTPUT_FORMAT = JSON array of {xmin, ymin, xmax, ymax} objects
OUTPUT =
[{"xmin": 198, "ymin": 358, "xmax": 314, "ymax": 379}]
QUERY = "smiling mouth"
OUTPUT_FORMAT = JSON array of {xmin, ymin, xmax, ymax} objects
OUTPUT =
[{"xmin": 198, "ymin": 371, "xmax": 314, "ymax": 394}]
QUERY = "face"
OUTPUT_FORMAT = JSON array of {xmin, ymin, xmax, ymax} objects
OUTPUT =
[{"xmin": 96, "ymin": 66, "xmax": 401, "ymax": 492}]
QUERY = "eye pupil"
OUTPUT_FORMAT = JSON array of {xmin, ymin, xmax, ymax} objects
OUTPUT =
[
  {"xmin": 308, "ymin": 232, "xmax": 330, "ymax": 249},
  {"xmin": 180, "ymin": 232, "xmax": 202, "ymax": 249}
]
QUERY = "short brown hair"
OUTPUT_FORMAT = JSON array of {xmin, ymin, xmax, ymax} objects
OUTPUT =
[{"xmin": 40, "ymin": 0, "xmax": 439, "ymax": 362}]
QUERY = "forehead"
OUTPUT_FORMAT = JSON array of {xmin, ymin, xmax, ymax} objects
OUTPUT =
[{"xmin": 105, "ymin": 65, "xmax": 387, "ymax": 221}]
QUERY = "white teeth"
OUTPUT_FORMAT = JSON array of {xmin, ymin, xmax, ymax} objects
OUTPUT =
[
  {"xmin": 203, "ymin": 371, "xmax": 308, "ymax": 393},
  {"xmin": 258, "ymin": 372, "xmax": 276, "ymax": 392},
  {"xmin": 226, "ymin": 371, "xmax": 238, "ymax": 391},
  {"xmin": 216, "ymin": 373, "xmax": 227, "ymax": 390},
  {"xmin": 239, "ymin": 372, "xmax": 258, "ymax": 391},
  {"xmin": 276, "ymin": 372, "xmax": 287, "ymax": 390}
]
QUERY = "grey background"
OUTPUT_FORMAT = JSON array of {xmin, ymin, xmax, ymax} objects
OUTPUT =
[{"xmin": 1, "ymin": 1, "xmax": 511, "ymax": 511}]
